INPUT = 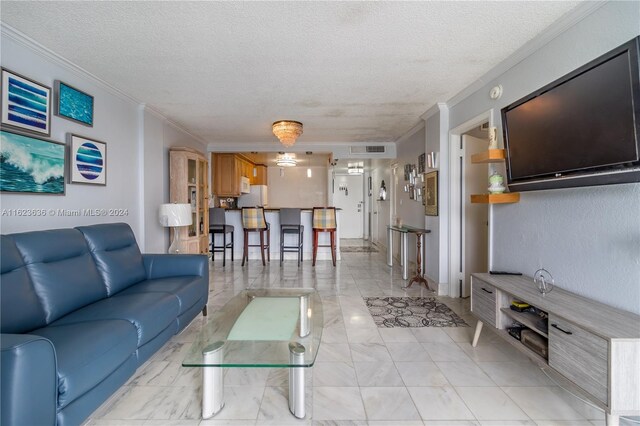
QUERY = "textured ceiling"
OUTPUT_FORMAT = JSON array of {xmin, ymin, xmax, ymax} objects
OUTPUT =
[{"xmin": 1, "ymin": 1, "xmax": 579, "ymax": 145}]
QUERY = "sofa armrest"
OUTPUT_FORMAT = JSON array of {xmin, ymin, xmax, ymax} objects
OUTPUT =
[
  {"xmin": 1, "ymin": 334, "xmax": 57, "ymax": 426},
  {"xmin": 143, "ymin": 254, "xmax": 208, "ymax": 280}
]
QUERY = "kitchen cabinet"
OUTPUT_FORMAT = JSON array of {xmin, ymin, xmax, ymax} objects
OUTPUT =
[
  {"xmin": 169, "ymin": 147, "xmax": 209, "ymax": 254},
  {"xmin": 212, "ymin": 154, "xmax": 268, "ymax": 196},
  {"xmin": 213, "ymin": 153, "xmax": 241, "ymax": 196}
]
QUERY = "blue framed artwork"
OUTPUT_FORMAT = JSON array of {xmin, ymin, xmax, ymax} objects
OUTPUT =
[
  {"xmin": 0, "ymin": 129, "xmax": 65, "ymax": 194},
  {"xmin": 1, "ymin": 68, "xmax": 52, "ymax": 136},
  {"xmin": 70, "ymin": 134, "xmax": 106, "ymax": 185},
  {"xmin": 55, "ymin": 81, "xmax": 94, "ymax": 126}
]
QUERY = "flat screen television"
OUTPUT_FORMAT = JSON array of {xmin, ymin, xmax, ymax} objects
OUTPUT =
[{"xmin": 502, "ymin": 36, "xmax": 640, "ymax": 191}]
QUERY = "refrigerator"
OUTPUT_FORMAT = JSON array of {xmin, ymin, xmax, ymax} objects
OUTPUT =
[{"xmin": 237, "ymin": 185, "xmax": 268, "ymax": 207}]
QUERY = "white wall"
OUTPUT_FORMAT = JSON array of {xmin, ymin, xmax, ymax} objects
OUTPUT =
[
  {"xmin": 394, "ymin": 125, "xmax": 427, "ymax": 265},
  {"xmin": 370, "ymin": 159, "xmax": 391, "ymax": 247},
  {"xmin": 0, "ymin": 32, "xmax": 141, "ymax": 236},
  {"xmin": 267, "ymin": 166, "xmax": 328, "ymax": 208},
  {"xmin": 1, "ymin": 28, "xmax": 207, "ymax": 253},
  {"xmin": 445, "ymin": 1, "xmax": 640, "ymax": 314}
]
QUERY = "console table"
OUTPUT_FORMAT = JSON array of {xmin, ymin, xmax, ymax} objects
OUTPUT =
[
  {"xmin": 387, "ymin": 225, "xmax": 431, "ymax": 287},
  {"xmin": 470, "ymin": 273, "xmax": 640, "ymax": 426}
]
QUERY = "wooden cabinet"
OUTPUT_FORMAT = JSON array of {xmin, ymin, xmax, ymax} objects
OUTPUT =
[
  {"xmin": 469, "ymin": 149, "xmax": 520, "ymax": 204},
  {"xmin": 213, "ymin": 153, "xmax": 240, "ymax": 197},
  {"xmin": 212, "ymin": 154, "xmax": 268, "ymax": 196},
  {"xmin": 253, "ymin": 165, "xmax": 267, "ymax": 185},
  {"xmin": 470, "ymin": 273, "xmax": 640, "ymax": 424},
  {"xmin": 169, "ymin": 147, "xmax": 209, "ymax": 254}
]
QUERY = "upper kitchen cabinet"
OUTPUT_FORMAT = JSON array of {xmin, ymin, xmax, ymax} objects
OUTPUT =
[
  {"xmin": 253, "ymin": 164, "xmax": 267, "ymax": 185},
  {"xmin": 212, "ymin": 153, "xmax": 241, "ymax": 196}
]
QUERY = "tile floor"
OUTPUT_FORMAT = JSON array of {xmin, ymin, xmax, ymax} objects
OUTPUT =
[{"xmin": 86, "ymin": 247, "xmax": 632, "ymax": 426}]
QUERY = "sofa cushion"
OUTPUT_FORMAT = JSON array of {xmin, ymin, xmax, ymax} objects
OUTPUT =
[
  {"xmin": 76, "ymin": 223, "xmax": 147, "ymax": 295},
  {"xmin": 31, "ymin": 320, "xmax": 137, "ymax": 409},
  {"xmin": 118, "ymin": 276, "xmax": 204, "ymax": 315},
  {"xmin": 1, "ymin": 236, "xmax": 48, "ymax": 333},
  {"xmin": 52, "ymin": 292, "xmax": 180, "ymax": 346},
  {"xmin": 10, "ymin": 229, "xmax": 107, "ymax": 324}
]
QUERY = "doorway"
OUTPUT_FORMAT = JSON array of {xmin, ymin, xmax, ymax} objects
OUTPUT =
[
  {"xmin": 448, "ymin": 111, "xmax": 493, "ymax": 298},
  {"xmin": 333, "ymin": 174, "xmax": 364, "ymax": 239}
]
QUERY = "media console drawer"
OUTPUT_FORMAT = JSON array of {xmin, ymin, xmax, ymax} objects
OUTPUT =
[
  {"xmin": 548, "ymin": 314, "xmax": 608, "ymax": 405},
  {"xmin": 471, "ymin": 279, "xmax": 497, "ymax": 327}
]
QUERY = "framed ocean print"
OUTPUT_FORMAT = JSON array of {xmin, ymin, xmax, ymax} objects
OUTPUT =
[
  {"xmin": 70, "ymin": 134, "xmax": 106, "ymax": 185},
  {"xmin": 1, "ymin": 68, "xmax": 52, "ymax": 136},
  {"xmin": 55, "ymin": 81, "xmax": 94, "ymax": 126},
  {"xmin": 0, "ymin": 128, "xmax": 65, "ymax": 194},
  {"xmin": 425, "ymin": 170, "xmax": 438, "ymax": 216}
]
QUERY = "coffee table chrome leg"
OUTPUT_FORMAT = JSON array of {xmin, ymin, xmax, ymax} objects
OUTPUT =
[
  {"xmin": 299, "ymin": 295, "xmax": 310, "ymax": 337},
  {"xmin": 202, "ymin": 342, "xmax": 225, "ymax": 419},
  {"xmin": 288, "ymin": 342, "xmax": 306, "ymax": 418}
]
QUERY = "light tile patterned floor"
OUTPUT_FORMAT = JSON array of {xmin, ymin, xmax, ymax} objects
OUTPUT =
[{"xmin": 85, "ymin": 248, "xmax": 630, "ymax": 426}]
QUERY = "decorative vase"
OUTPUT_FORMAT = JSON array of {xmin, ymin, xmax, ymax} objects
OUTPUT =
[{"xmin": 488, "ymin": 171, "xmax": 506, "ymax": 194}]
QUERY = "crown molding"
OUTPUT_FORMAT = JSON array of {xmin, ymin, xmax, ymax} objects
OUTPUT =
[
  {"xmin": 395, "ymin": 120, "xmax": 425, "ymax": 146},
  {"xmin": 443, "ymin": 1, "xmax": 607, "ymax": 109},
  {"xmin": 1, "ymin": 22, "xmax": 140, "ymax": 106}
]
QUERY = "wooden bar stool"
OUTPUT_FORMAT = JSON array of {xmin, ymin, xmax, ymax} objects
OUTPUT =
[
  {"xmin": 312, "ymin": 207, "xmax": 337, "ymax": 267},
  {"xmin": 280, "ymin": 208, "xmax": 303, "ymax": 267},
  {"xmin": 241, "ymin": 207, "xmax": 270, "ymax": 266},
  {"xmin": 209, "ymin": 208, "xmax": 234, "ymax": 266}
]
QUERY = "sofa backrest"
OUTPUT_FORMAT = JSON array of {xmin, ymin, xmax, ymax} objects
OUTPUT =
[
  {"xmin": 9, "ymin": 229, "xmax": 107, "ymax": 325},
  {"xmin": 76, "ymin": 223, "xmax": 147, "ymax": 296},
  {"xmin": 0, "ymin": 236, "xmax": 48, "ymax": 333}
]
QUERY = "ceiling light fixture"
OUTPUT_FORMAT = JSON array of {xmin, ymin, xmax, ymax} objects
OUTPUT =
[
  {"xmin": 272, "ymin": 120, "xmax": 303, "ymax": 147},
  {"xmin": 348, "ymin": 162, "xmax": 364, "ymax": 175},
  {"xmin": 276, "ymin": 154, "xmax": 297, "ymax": 167}
]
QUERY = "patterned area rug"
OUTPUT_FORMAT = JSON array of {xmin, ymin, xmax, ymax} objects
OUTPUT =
[
  {"xmin": 364, "ymin": 297, "xmax": 469, "ymax": 328},
  {"xmin": 340, "ymin": 246, "xmax": 379, "ymax": 253}
]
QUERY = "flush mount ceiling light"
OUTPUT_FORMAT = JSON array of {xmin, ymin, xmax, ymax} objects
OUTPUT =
[
  {"xmin": 272, "ymin": 120, "xmax": 303, "ymax": 147},
  {"xmin": 276, "ymin": 153, "xmax": 297, "ymax": 167},
  {"xmin": 348, "ymin": 162, "xmax": 364, "ymax": 175}
]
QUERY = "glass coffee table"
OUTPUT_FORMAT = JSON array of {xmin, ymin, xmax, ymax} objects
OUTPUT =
[{"xmin": 182, "ymin": 289, "xmax": 323, "ymax": 419}]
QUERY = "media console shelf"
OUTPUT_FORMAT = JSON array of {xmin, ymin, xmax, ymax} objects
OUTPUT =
[{"xmin": 471, "ymin": 273, "xmax": 640, "ymax": 426}]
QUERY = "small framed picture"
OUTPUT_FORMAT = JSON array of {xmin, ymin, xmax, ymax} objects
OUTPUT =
[
  {"xmin": 55, "ymin": 81, "xmax": 94, "ymax": 126},
  {"xmin": 418, "ymin": 153, "xmax": 426, "ymax": 173},
  {"xmin": 1, "ymin": 68, "xmax": 52, "ymax": 136},
  {"xmin": 425, "ymin": 171, "xmax": 438, "ymax": 216},
  {"xmin": 70, "ymin": 134, "xmax": 106, "ymax": 185},
  {"xmin": 0, "ymin": 129, "xmax": 65, "ymax": 194}
]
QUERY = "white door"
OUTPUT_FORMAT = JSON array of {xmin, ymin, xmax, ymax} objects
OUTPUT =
[
  {"xmin": 462, "ymin": 135, "xmax": 489, "ymax": 297},
  {"xmin": 333, "ymin": 174, "xmax": 364, "ymax": 238}
]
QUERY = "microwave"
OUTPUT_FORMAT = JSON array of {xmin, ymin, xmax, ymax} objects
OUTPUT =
[{"xmin": 240, "ymin": 176, "xmax": 250, "ymax": 194}]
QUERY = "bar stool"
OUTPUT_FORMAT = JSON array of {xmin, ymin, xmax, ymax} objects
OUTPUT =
[
  {"xmin": 241, "ymin": 207, "xmax": 270, "ymax": 266},
  {"xmin": 280, "ymin": 208, "xmax": 303, "ymax": 267},
  {"xmin": 209, "ymin": 208, "xmax": 234, "ymax": 266},
  {"xmin": 312, "ymin": 207, "xmax": 337, "ymax": 267}
]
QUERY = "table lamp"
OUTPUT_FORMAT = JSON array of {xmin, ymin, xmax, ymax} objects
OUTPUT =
[{"xmin": 158, "ymin": 203, "xmax": 192, "ymax": 254}]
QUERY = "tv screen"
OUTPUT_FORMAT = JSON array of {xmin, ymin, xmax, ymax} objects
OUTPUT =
[{"xmin": 502, "ymin": 37, "xmax": 640, "ymax": 191}]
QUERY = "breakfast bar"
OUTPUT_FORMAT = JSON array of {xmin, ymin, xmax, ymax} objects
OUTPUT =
[{"xmin": 212, "ymin": 209, "xmax": 342, "ymax": 262}]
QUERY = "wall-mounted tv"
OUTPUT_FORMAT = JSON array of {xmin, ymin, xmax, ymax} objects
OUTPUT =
[{"xmin": 502, "ymin": 36, "xmax": 640, "ymax": 192}]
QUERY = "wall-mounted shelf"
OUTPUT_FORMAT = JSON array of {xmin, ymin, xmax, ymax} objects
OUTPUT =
[
  {"xmin": 470, "ymin": 193, "xmax": 520, "ymax": 204},
  {"xmin": 471, "ymin": 149, "xmax": 506, "ymax": 164}
]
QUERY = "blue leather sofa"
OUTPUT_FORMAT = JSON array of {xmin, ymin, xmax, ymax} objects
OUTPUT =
[{"xmin": 1, "ymin": 223, "xmax": 209, "ymax": 426}]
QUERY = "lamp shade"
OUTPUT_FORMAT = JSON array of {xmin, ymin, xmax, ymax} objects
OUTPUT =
[{"xmin": 159, "ymin": 203, "xmax": 192, "ymax": 227}]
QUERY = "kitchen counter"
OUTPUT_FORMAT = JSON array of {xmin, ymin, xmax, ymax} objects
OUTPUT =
[{"xmin": 210, "ymin": 209, "xmax": 342, "ymax": 262}]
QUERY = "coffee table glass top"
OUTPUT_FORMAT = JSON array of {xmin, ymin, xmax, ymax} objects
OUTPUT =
[{"xmin": 183, "ymin": 289, "xmax": 323, "ymax": 367}]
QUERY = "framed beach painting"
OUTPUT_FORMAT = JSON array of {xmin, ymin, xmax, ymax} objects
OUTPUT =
[
  {"xmin": 70, "ymin": 134, "xmax": 106, "ymax": 185},
  {"xmin": 0, "ymin": 129, "xmax": 65, "ymax": 194},
  {"xmin": 55, "ymin": 81, "xmax": 94, "ymax": 126},
  {"xmin": 1, "ymin": 68, "xmax": 52, "ymax": 136},
  {"xmin": 425, "ymin": 171, "xmax": 438, "ymax": 216}
]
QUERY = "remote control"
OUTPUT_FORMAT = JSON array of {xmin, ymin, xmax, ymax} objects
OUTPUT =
[{"xmin": 490, "ymin": 271, "xmax": 523, "ymax": 276}]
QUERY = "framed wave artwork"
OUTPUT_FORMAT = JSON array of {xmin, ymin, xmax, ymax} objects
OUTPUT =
[
  {"xmin": 0, "ymin": 129, "xmax": 66, "ymax": 195},
  {"xmin": 70, "ymin": 134, "xmax": 107, "ymax": 185},
  {"xmin": 1, "ymin": 68, "xmax": 52, "ymax": 136}
]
